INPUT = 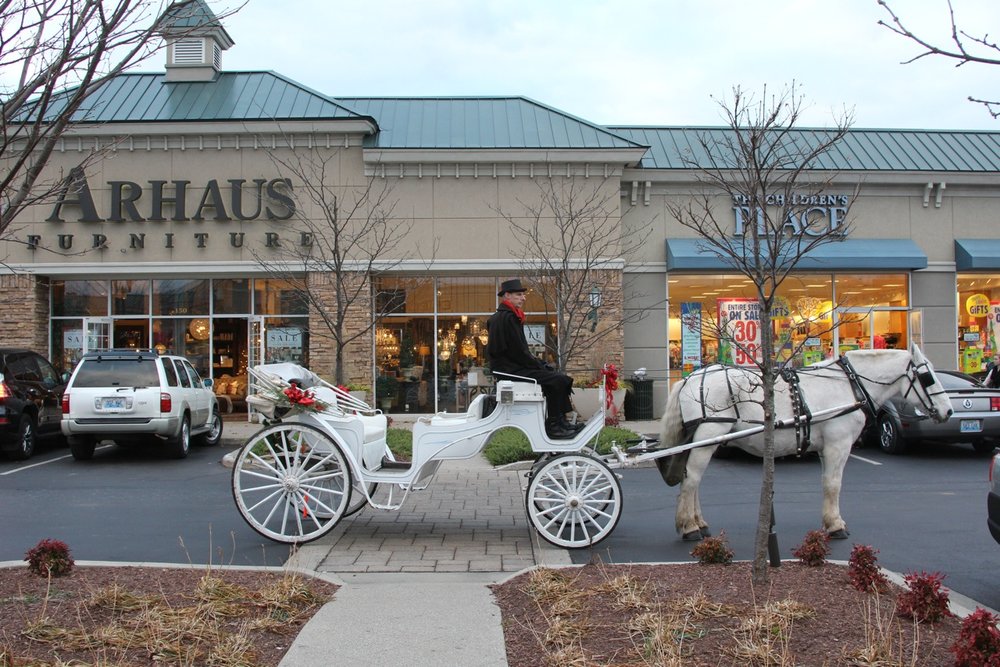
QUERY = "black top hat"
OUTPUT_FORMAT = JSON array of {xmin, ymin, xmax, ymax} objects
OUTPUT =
[{"xmin": 498, "ymin": 278, "xmax": 528, "ymax": 296}]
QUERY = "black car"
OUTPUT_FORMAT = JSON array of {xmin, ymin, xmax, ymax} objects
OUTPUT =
[
  {"xmin": 0, "ymin": 349, "xmax": 67, "ymax": 460},
  {"xmin": 872, "ymin": 370, "xmax": 1000, "ymax": 455}
]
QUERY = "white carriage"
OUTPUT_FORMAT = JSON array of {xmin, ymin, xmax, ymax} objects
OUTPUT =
[{"xmin": 230, "ymin": 363, "xmax": 623, "ymax": 549}]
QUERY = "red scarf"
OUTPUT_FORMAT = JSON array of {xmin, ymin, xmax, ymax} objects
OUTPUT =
[{"xmin": 502, "ymin": 299, "xmax": 526, "ymax": 323}]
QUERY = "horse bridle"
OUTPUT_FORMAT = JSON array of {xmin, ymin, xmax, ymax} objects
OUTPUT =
[{"xmin": 901, "ymin": 358, "xmax": 948, "ymax": 420}]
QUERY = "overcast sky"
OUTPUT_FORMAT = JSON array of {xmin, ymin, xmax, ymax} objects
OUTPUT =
[{"xmin": 214, "ymin": 0, "xmax": 999, "ymax": 131}]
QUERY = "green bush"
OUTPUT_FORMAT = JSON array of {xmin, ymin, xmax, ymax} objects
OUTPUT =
[{"xmin": 482, "ymin": 425, "xmax": 640, "ymax": 466}]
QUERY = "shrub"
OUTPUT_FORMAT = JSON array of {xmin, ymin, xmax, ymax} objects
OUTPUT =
[
  {"xmin": 386, "ymin": 428, "xmax": 412, "ymax": 460},
  {"xmin": 24, "ymin": 538, "xmax": 75, "ymax": 577},
  {"xmin": 690, "ymin": 531, "xmax": 734, "ymax": 565},
  {"xmin": 791, "ymin": 530, "xmax": 830, "ymax": 567},
  {"xmin": 897, "ymin": 571, "xmax": 952, "ymax": 623},
  {"xmin": 482, "ymin": 425, "xmax": 641, "ymax": 466},
  {"xmin": 847, "ymin": 544, "xmax": 889, "ymax": 593},
  {"xmin": 951, "ymin": 608, "xmax": 1000, "ymax": 666}
]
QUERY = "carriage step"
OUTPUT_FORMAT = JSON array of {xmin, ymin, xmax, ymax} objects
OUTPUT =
[{"xmin": 380, "ymin": 456, "xmax": 412, "ymax": 470}]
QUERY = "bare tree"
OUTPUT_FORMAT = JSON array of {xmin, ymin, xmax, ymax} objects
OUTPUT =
[
  {"xmin": 0, "ymin": 0, "xmax": 239, "ymax": 237},
  {"xmin": 253, "ymin": 147, "xmax": 431, "ymax": 385},
  {"xmin": 496, "ymin": 177, "xmax": 654, "ymax": 376},
  {"xmin": 878, "ymin": 0, "xmax": 1000, "ymax": 118},
  {"xmin": 667, "ymin": 83, "xmax": 855, "ymax": 582}
]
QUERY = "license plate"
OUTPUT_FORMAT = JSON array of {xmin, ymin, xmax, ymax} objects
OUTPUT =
[
  {"xmin": 100, "ymin": 397, "xmax": 127, "ymax": 411},
  {"xmin": 961, "ymin": 419, "xmax": 982, "ymax": 433}
]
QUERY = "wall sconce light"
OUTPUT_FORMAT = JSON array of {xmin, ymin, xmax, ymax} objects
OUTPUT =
[{"xmin": 589, "ymin": 286, "xmax": 603, "ymax": 308}]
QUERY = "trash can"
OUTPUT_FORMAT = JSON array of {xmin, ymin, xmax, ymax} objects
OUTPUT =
[{"xmin": 624, "ymin": 378, "xmax": 653, "ymax": 420}]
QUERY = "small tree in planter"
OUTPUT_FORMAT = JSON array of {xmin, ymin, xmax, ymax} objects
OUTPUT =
[{"xmin": 375, "ymin": 375, "xmax": 398, "ymax": 410}]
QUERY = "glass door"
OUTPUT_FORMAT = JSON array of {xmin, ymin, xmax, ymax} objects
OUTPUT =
[
  {"xmin": 84, "ymin": 317, "xmax": 113, "ymax": 353},
  {"xmin": 246, "ymin": 316, "xmax": 265, "ymax": 422}
]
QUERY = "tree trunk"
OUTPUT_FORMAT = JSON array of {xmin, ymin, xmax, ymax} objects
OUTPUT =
[{"xmin": 752, "ymin": 307, "xmax": 777, "ymax": 584}]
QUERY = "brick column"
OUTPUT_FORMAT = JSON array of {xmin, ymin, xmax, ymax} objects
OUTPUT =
[{"xmin": 0, "ymin": 275, "xmax": 49, "ymax": 352}]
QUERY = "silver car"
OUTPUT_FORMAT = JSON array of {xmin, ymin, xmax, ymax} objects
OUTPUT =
[
  {"xmin": 873, "ymin": 370, "xmax": 1000, "ymax": 455},
  {"xmin": 989, "ymin": 451, "xmax": 1000, "ymax": 545},
  {"xmin": 61, "ymin": 350, "xmax": 222, "ymax": 460}
]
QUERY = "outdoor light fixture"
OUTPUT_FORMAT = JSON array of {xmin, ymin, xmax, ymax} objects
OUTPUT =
[{"xmin": 589, "ymin": 286, "xmax": 603, "ymax": 308}]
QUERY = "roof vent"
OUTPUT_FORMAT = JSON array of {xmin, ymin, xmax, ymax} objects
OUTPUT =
[{"xmin": 159, "ymin": 0, "xmax": 234, "ymax": 83}]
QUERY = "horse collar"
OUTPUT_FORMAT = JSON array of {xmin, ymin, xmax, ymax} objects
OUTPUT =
[{"xmin": 837, "ymin": 355, "xmax": 878, "ymax": 421}]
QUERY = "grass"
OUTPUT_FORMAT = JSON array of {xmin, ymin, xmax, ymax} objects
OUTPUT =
[{"xmin": 482, "ymin": 425, "xmax": 641, "ymax": 466}]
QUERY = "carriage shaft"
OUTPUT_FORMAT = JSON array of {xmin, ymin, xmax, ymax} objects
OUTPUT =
[{"xmin": 609, "ymin": 401, "xmax": 863, "ymax": 468}]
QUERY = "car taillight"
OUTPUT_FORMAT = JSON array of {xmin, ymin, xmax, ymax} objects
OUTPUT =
[
  {"xmin": 0, "ymin": 381, "xmax": 8, "ymax": 402},
  {"xmin": 160, "ymin": 393, "xmax": 172, "ymax": 413},
  {"xmin": 992, "ymin": 455, "xmax": 997, "ymax": 483},
  {"xmin": 992, "ymin": 397, "xmax": 1000, "ymax": 412},
  {"xmin": 62, "ymin": 393, "xmax": 70, "ymax": 414}
]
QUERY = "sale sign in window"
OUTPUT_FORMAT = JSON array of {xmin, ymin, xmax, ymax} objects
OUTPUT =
[{"xmin": 718, "ymin": 298, "xmax": 762, "ymax": 367}]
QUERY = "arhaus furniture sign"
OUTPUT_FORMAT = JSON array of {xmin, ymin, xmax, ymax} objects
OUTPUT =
[{"xmin": 24, "ymin": 170, "xmax": 300, "ymax": 252}]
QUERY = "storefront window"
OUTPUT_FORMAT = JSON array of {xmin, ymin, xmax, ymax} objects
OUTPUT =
[
  {"xmin": 213, "ymin": 279, "xmax": 251, "ymax": 314},
  {"xmin": 264, "ymin": 317, "xmax": 309, "ymax": 364},
  {"xmin": 52, "ymin": 280, "xmax": 108, "ymax": 316},
  {"xmin": 111, "ymin": 280, "xmax": 150, "ymax": 315},
  {"xmin": 153, "ymin": 279, "xmax": 208, "ymax": 316},
  {"xmin": 254, "ymin": 278, "xmax": 307, "ymax": 315},
  {"xmin": 667, "ymin": 273, "xmax": 909, "ymax": 377},
  {"xmin": 373, "ymin": 276, "xmax": 556, "ymax": 413},
  {"xmin": 957, "ymin": 274, "xmax": 1000, "ymax": 374}
]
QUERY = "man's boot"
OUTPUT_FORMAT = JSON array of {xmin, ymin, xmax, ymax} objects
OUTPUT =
[{"xmin": 545, "ymin": 417, "xmax": 575, "ymax": 439}]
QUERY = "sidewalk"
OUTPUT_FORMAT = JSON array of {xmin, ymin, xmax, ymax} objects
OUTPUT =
[{"xmin": 219, "ymin": 415, "xmax": 661, "ymax": 666}]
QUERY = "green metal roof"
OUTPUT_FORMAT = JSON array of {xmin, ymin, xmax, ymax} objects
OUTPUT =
[
  {"xmin": 42, "ymin": 72, "xmax": 366, "ymax": 123},
  {"xmin": 609, "ymin": 126, "xmax": 1000, "ymax": 171},
  {"xmin": 336, "ymin": 97, "xmax": 644, "ymax": 150},
  {"xmin": 160, "ymin": 0, "xmax": 233, "ymax": 47}
]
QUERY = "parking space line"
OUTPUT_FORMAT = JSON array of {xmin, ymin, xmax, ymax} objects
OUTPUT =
[
  {"xmin": 849, "ymin": 453, "xmax": 882, "ymax": 466},
  {"xmin": 1, "ymin": 445, "xmax": 114, "ymax": 476}
]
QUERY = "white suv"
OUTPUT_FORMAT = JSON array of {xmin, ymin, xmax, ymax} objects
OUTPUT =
[{"xmin": 61, "ymin": 350, "xmax": 223, "ymax": 460}]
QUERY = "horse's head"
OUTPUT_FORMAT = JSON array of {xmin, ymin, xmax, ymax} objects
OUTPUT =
[{"xmin": 902, "ymin": 345, "xmax": 953, "ymax": 423}]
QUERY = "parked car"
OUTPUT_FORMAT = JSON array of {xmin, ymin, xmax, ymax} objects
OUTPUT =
[
  {"xmin": 989, "ymin": 450, "xmax": 1000, "ymax": 545},
  {"xmin": 61, "ymin": 350, "xmax": 222, "ymax": 460},
  {"xmin": 0, "ymin": 349, "xmax": 67, "ymax": 460},
  {"xmin": 871, "ymin": 370, "xmax": 1000, "ymax": 455}
]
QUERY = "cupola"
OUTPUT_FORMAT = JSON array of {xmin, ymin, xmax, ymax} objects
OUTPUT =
[{"xmin": 159, "ymin": 0, "xmax": 234, "ymax": 82}]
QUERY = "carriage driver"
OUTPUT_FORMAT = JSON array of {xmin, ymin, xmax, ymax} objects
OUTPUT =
[{"xmin": 486, "ymin": 279, "xmax": 580, "ymax": 439}]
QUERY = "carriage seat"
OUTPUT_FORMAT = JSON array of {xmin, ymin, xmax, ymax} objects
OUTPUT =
[{"xmin": 310, "ymin": 386, "xmax": 386, "ymax": 443}]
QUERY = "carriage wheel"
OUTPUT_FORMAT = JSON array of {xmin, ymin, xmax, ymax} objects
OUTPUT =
[
  {"xmin": 344, "ymin": 481, "xmax": 377, "ymax": 517},
  {"xmin": 232, "ymin": 422, "xmax": 353, "ymax": 544},
  {"xmin": 525, "ymin": 453, "xmax": 623, "ymax": 549}
]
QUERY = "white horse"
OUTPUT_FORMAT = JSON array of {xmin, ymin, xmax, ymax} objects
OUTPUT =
[{"xmin": 657, "ymin": 347, "xmax": 953, "ymax": 541}]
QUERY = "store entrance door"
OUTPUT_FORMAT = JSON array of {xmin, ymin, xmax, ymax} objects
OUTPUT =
[{"xmin": 84, "ymin": 318, "xmax": 112, "ymax": 353}]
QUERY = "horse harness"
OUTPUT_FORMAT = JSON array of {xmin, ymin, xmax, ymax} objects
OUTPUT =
[{"xmin": 679, "ymin": 356, "xmax": 884, "ymax": 456}]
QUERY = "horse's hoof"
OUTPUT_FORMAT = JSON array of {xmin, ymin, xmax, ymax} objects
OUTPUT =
[
  {"xmin": 699, "ymin": 528, "xmax": 712, "ymax": 538},
  {"xmin": 828, "ymin": 528, "xmax": 850, "ymax": 540},
  {"xmin": 682, "ymin": 530, "xmax": 703, "ymax": 542}
]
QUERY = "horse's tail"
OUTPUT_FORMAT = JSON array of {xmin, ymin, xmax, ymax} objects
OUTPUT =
[{"xmin": 656, "ymin": 380, "xmax": 689, "ymax": 487}]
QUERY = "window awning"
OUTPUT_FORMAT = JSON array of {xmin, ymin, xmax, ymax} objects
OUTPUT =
[
  {"xmin": 665, "ymin": 238, "xmax": 928, "ymax": 271},
  {"xmin": 955, "ymin": 239, "xmax": 1000, "ymax": 270}
]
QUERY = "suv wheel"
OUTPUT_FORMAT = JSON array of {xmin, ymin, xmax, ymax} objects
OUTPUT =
[
  {"xmin": 10, "ymin": 414, "xmax": 37, "ymax": 460},
  {"xmin": 69, "ymin": 436, "xmax": 96, "ymax": 460},
  {"xmin": 196, "ymin": 409, "xmax": 224, "ymax": 447},
  {"xmin": 168, "ymin": 415, "xmax": 190, "ymax": 459}
]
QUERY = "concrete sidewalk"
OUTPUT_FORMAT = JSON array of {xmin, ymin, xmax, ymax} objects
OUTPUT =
[{"xmin": 219, "ymin": 415, "xmax": 660, "ymax": 666}]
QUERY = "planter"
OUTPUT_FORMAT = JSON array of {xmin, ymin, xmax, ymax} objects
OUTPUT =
[
  {"xmin": 349, "ymin": 390, "xmax": 369, "ymax": 405},
  {"xmin": 572, "ymin": 388, "xmax": 626, "ymax": 420}
]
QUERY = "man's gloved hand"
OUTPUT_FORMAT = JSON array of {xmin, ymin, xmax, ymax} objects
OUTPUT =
[{"xmin": 543, "ymin": 362, "xmax": 556, "ymax": 371}]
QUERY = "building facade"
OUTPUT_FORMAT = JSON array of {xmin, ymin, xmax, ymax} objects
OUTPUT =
[{"xmin": 4, "ymin": 4, "xmax": 1000, "ymax": 417}]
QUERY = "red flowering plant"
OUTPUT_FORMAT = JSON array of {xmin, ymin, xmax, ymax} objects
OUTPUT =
[
  {"xmin": 601, "ymin": 363, "xmax": 621, "ymax": 426},
  {"xmin": 279, "ymin": 383, "xmax": 330, "ymax": 413}
]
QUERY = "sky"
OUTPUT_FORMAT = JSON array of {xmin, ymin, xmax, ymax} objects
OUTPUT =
[{"xmin": 211, "ymin": 0, "xmax": 1000, "ymax": 131}]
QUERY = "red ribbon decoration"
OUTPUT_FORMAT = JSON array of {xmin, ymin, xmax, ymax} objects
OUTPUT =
[
  {"xmin": 601, "ymin": 364, "xmax": 620, "ymax": 425},
  {"xmin": 283, "ymin": 385, "xmax": 317, "ymax": 407}
]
